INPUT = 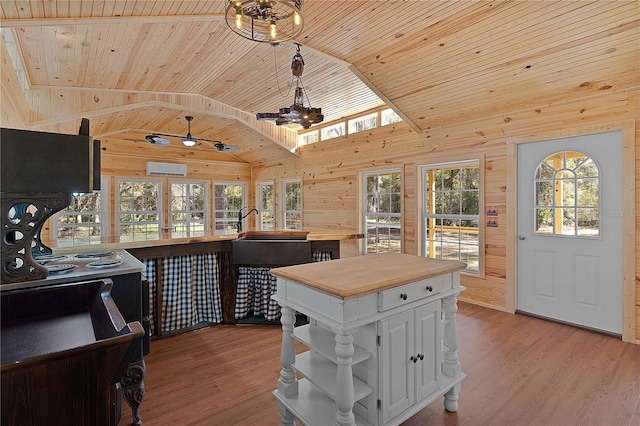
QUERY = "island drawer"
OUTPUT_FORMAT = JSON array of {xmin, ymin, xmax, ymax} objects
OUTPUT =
[{"xmin": 378, "ymin": 274, "xmax": 450, "ymax": 311}]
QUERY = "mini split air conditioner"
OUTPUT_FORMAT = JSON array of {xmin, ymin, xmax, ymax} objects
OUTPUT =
[{"xmin": 146, "ymin": 162, "xmax": 187, "ymax": 177}]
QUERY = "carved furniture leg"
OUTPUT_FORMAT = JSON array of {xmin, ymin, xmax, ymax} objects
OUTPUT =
[
  {"xmin": 277, "ymin": 306, "xmax": 298, "ymax": 425},
  {"xmin": 335, "ymin": 331, "xmax": 356, "ymax": 426},
  {"xmin": 442, "ymin": 292, "xmax": 462, "ymax": 412},
  {"xmin": 121, "ymin": 359, "xmax": 146, "ymax": 426}
]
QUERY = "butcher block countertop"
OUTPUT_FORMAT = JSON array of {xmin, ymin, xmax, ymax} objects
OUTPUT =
[
  {"xmin": 53, "ymin": 230, "xmax": 363, "ymax": 254},
  {"xmin": 270, "ymin": 253, "xmax": 466, "ymax": 299}
]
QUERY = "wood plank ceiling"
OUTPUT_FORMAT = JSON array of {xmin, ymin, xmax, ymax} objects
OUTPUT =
[{"xmin": 1, "ymin": 1, "xmax": 638, "ymax": 165}]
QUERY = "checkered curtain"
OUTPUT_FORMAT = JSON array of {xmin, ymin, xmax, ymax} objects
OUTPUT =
[
  {"xmin": 235, "ymin": 251, "xmax": 334, "ymax": 321},
  {"xmin": 142, "ymin": 259, "xmax": 157, "ymax": 335},
  {"xmin": 235, "ymin": 267, "xmax": 279, "ymax": 321},
  {"xmin": 162, "ymin": 253, "xmax": 222, "ymax": 332}
]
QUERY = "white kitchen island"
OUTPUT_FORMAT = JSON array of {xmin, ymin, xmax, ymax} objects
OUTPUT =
[{"xmin": 270, "ymin": 253, "xmax": 466, "ymax": 426}]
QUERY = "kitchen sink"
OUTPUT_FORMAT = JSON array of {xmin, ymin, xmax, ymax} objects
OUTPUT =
[{"xmin": 232, "ymin": 231, "xmax": 312, "ymax": 266}]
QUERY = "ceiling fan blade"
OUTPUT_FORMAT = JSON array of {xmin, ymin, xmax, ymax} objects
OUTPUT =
[{"xmin": 145, "ymin": 135, "xmax": 171, "ymax": 146}]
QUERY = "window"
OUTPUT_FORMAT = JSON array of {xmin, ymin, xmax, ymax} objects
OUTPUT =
[
  {"xmin": 362, "ymin": 170, "xmax": 402, "ymax": 254},
  {"xmin": 422, "ymin": 161, "xmax": 480, "ymax": 273},
  {"xmin": 170, "ymin": 181, "xmax": 206, "ymax": 238},
  {"xmin": 348, "ymin": 112, "xmax": 377, "ymax": 134},
  {"xmin": 283, "ymin": 179, "xmax": 302, "ymax": 230},
  {"xmin": 298, "ymin": 131, "xmax": 319, "ymax": 147},
  {"xmin": 118, "ymin": 179, "xmax": 161, "ymax": 242},
  {"xmin": 381, "ymin": 108, "xmax": 402, "ymax": 126},
  {"xmin": 321, "ymin": 123, "xmax": 345, "ymax": 140},
  {"xmin": 258, "ymin": 182, "xmax": 275, "ymax": 230},
  {"xmin": 55, "ymin": 184, "xmax": 106, "ymax": 247},
  {"xmin": 214, "ymin": 183, "xmax": 244, "ymax": 234},
  {"xmin": 534, "ymin": 151, "xmax": 599, "ymax": 237}
]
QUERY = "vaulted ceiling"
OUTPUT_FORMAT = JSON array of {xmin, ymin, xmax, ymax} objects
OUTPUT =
[{"xmin": 1, "ymin": 1, "xmax": 638, "ymax": 165}]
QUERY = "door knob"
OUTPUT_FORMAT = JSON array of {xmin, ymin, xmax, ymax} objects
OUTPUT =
[{"xmin": 518, "ymin": 235, "xmax": 526, "ymax": 240}]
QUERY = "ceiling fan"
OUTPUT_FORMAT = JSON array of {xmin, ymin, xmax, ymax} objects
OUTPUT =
[{"xmin": 145, "ymin": 116, "xmax": 240, "ymax": 152}]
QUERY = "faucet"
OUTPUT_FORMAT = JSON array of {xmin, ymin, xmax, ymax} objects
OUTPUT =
[{"xmin": 237, "ymin": 207, "xmax": 259, "ymax": 232}]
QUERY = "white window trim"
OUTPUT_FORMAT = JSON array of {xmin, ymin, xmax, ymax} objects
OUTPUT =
[
  {"xmin": 214, "ymin": 182, "xmax": 246, "ymax": 235},
  {"xmin": 283, "ymin": 178, "xmax": 302, "ymax": 230},
  {"xmin": 52, "ymin": 177, "xmax": 109, "ymax": 246},
  {"xmin": 419, "ymin": 159, "xmax": 483, "ymax": 275},
  {"xmin": 257, "ymin": 181, "xmax": 275, "ymax": 231},
  {"xmin": 170, "ymin": 180, "xmax": 208, "ymax": 238},
  {"xmin": 116, "ymin": 177, "xmax": 163, "ymax": 242},
  {"xmin": 360, "ymin": 168, "xmax": 403, "ymax": 254}
]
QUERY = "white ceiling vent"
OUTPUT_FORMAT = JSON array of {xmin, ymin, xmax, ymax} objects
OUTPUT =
[{"xmin": 146, "ymin": 161, "xmax": 187, "ymax": 177}]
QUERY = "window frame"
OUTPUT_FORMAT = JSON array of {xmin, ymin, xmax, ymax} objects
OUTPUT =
[
  {"xmin": 360, "ymin": 168, "xmax": 403, "ymax": 254},
  {"xmin": 169, "ymin": 180, "xmax": 208, "ymax": 239},
  {"xmin": 117, "ymin": 178, "xmax": 163, "ymax": 242},
  {"xmin": 213, "ymin": 182, "xmax": 246, "ymax": 235},
  {"xmin": 283, "ymin": 178, "xmax": 302, "ymax": 230},
  {"xmin": 419, "ymin": 159, "xmax": 483, "ymax": 275},
  {"xmin": 533, "ymin": 150, "xmax": 600, "ymax": 238},
  {"xmin": 53, "ymin": 177, "xmax": 108, "ymax": 247},
  {"xmin": 257, "ymin": 181, "xmax": 275, "ymax": 230}
]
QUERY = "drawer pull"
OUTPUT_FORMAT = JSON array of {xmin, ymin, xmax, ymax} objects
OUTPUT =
[
  {"xmin": 400, "ymin": 293, "xmax": 408, "ymax": 300},
  {"xmin": 426, "ymin": 285, "xmax": 433, "ymax": 292}
]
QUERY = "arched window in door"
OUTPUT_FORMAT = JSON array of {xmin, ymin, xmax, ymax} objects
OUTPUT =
[{"xmin": 534, "ymin": 150, "xmax": 599, "ymax": 237}]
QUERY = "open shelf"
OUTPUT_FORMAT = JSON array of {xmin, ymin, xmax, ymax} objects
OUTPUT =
[
  {"xmin": 273, "ymin": 379, "xmax": 373, "ymax": 426},
  {"xmin": 293, "ymin": 323, "xmax": 373, "ymax": 365},
  {"xmin": 293, "ymin": 351, "xmax": 374, "ymax": 403}
]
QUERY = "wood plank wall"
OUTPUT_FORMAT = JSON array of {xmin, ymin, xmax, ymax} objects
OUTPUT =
[
  {"xmin": 0, "ymin": 36, "xmax": 29, "ymax": 129},
  {"xmin": 1, "ymin": 35, "xmax": 638, "ymax": 343},
  {"xmin": 253, "ymin": 89, "xmax": 640, "ymax": 342}
]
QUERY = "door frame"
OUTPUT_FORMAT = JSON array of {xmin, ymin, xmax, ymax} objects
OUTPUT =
[{"xmin": 506, "ymin": 121, "xmax": 636, "ymax": 343}]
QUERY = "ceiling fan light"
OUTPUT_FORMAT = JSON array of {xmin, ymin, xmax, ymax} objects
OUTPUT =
[
  {"xmin": 235, "ymin": 6, "xmax": 243, "ymax": 29},
  {"xmin": 182, "ymin": 139, "xmax": 197, "ymax": 147},
  {"xmin": 269, "ymin": 20, "xmax": 277, "ymax": 38},
  {"xmin": 293, "ymin": 11, "xmax": 301, "ymax": 26}
]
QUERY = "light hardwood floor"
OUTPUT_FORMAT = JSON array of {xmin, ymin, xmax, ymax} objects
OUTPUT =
[{"xmin": 122, "ymin": 302, "xmax": 640, "ymax": 426}]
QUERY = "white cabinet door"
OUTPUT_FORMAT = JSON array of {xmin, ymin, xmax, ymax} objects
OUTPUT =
[
  {"xmin": 380, "ymin": 310, "xmax": 414, "ymax": 424},
  {"xmin": 415, "ymin": 302, "xmax": 440, "ymax": 401}
]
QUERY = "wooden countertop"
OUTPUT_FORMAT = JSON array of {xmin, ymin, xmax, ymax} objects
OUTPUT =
[
  {"xmin": 53, "ymin": 231, "xmax": 363, "ymax": 254},
  {"xmin": 270, "ymin": 253, "xmax": 466, "ymax": 299}
]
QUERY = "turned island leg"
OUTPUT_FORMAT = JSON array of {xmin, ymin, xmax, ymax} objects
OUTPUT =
[
  {"xmin": 335, "ymin": 331, "xmax": 356, "ymax": 426},
  {"xmin": 277, "ymin": 306, "xmax": 298, "ymax": 425},
  {"xmin": 442, "ymin": 292, "xmax": 462, "ymax": 412}
]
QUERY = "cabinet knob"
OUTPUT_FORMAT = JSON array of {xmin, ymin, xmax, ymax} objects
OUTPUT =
[
  {"xmin": 400, "ymin": 293, "xmax": 408, "ymax": 300},
  {"xmin": 418, "ymin": 354, "xmax": 424, "ymax": 360},
  {"xmin": 426, "ymin": 285, "xmax": 433, "ymax": 292},
  {"xmin": 410, "ymin": 356, "xmax": 417, "ymax": 363}
]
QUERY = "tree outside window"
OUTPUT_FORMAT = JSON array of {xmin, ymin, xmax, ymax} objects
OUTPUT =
[
  {"xmin": 534, "ymin": 151, "xmax": 599, "ymax": 237},
  {"xmin": 171, "ymin": 182, "xmax": 206, "ymax": 238},
  {"xmin": 214, "ymin": 183, "xmax": 244, "ymax": 234},
  {"xmin": 118, "ymin": 180, "xmax": 161, "ymax": 242},
  {"xmin": 363, "ymin": 170, "xmax": 402, "ymax": 254},
  {"xmin": 283, "ymin": 179, "xmax": 302, "ymax": 230},
  {"xmin": 55, "ymin": 190, "xmax": 104, "ymax": 247},
  {"xmin": 422, "ymin": 162, "xmax": 480, "ymax": 273},
  {"xmin": 258, "ymin": 182, "xmax": 274, "ymax": 230}
]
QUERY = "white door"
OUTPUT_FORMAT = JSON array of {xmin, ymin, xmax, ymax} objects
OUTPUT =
[{"xmin": 517, "ymin": 131, "xmax": 622, "ymax": 334}]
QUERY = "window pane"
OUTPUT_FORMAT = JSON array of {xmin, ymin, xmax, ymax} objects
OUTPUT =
[
  {"xmin": 422, "ymin": 162, "xmax": 479, "ymax": 273},
  {"xmin": 363, "ymin": 170, "xmax": 402, "ymax": 254},
  {"xmin": 321, "ymin": 123, "xmax": 345, "ymax": 140},
  {"xmin": 534, "ymin": 151, "xmax": 599, "ymax": 238},
  {"xmin": 119, "ymin": 180, "xmax": 160, "ymax": 242}
]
